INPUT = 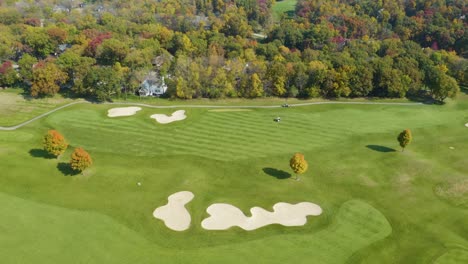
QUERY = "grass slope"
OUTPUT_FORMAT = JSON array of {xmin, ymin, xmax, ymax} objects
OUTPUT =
[{"xmin": 0, "ymin": 91, "xmax": 467, "ymax": 263}]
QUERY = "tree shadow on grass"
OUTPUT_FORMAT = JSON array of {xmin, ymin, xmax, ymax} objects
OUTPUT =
[
  {"xmin": 57, "ymin": 162, "xmax": 79, "ymax": 176},
  {"xmin": 29, "ymin": 149, "xmax": 55, "ymax": 159},
  {"xmin": 366, "ymin": 145, "xmax": 396, "ymax": 153},
  {"xmin": 262, "ymin": 167, "xmax": 291, "ymax": 179}
]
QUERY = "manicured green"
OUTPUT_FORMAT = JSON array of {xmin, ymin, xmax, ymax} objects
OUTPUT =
[
  {"xmin": 0, "ymin": 90, "xmax": 467, "ymax": 263},
  {"xmin": 272, "ymin": 0, "xmax": 297, "ymax": 19}
]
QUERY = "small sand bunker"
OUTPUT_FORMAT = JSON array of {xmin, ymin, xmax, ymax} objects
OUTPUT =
[
  {"xmin": 150, "ymin": 110, "xmax": 186, "ymax": 124},
  {"xmin": 465, "ymin": 123, "xmax": 468, "ymax": 127},
  {"xmin": 153, "ymin": 191, "xmax": 194, "ymax": 231},
  {"xmin": 108, "ymin": 107, "xmax": 142, "ymax": 117},
  {"xmin": 201, "ymin": 202, "xmax": 322, "ymax": 231}
]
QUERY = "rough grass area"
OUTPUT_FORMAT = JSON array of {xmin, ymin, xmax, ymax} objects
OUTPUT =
[
  {"xmin": 435, "ymin": 178, "xmax": 468, "ymax": 207},
  {"xmin": 0, "ymin": 93, "xmax": 467, "ymax": 263},
  {"xmin": 0, "ymin": 88, "xmax": 72, "ymax": 126}
]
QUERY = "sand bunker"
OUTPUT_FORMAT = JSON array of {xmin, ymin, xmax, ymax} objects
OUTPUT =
[
  {"xmin": 153, "ymin": 191, "xmax": 194, "ymax": 231},
  {"xmin": 201, "ymin": 202, "xmax": 322, "ymax": 231},
  {"xmin": 465, "ymin": 123, "xmax": 468, "ymax": 127},
  {"xmin": 150, "ymin": 110, "xmax": 186, "ymax": 124},
  {"xmin": 107, "ymin": 107, "xmax": 142, "ymax": 117}
]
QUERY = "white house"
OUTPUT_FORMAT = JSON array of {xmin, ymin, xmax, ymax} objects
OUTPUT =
[{"xmin": 139, "ymin": 72, "xmax": 168, "ymax": 96}]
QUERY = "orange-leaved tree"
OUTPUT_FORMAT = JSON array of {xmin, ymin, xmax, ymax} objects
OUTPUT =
[
  {"xmin": 43, "ymin": 130, "xmax": 68, "ymax": 157},
  {"xmin": 289, "ymin": 153, "xmax": 308, "ymax": 180},
  {"xmin": 70, "ymin": 147, "xmax": 92, "ymax": 173}
]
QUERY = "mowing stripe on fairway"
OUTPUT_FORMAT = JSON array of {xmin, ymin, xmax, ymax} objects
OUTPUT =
[{"xmin": 0, "ymin": 101, "xmax": 423, "ymax": 130}]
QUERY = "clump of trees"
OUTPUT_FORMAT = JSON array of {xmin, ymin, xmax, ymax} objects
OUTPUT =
[
  {"xmin": 41, "ymin": 130, "xmax": 92, "ymax": 174},
  {"xmin": 289, "ymin": 153, "xmax": 308, "ymax": 180},
  {"xmin": 43, "ymin": 130, "xmax": 68, "ymax": 157},
  {"xmin": 70, "ymin": 147, "xmax": 93, "ymax": 173},
  {"xmin": 397, "ymin": 129, "xmax": 413, "ymax": 152}
]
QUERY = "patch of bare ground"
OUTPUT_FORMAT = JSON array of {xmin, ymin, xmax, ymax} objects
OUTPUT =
[{"xmin": 435, "ymin": 178, "xmax": 468, "ymax": 207}]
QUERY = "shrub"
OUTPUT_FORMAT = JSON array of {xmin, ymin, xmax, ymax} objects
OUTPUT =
[
  {"xmin": 70, "ymin": 147, "xmax": 92, "ymax": 173},
  {"xmin": 43, "ymin": 130, "xmax": 68, "ymax": 157}
]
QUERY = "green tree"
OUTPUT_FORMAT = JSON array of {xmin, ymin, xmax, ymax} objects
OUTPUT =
[
  {"xmin": 18, "ymin": 54, "xmax": 38, "ymax": 84},
  {"xmin": 56, "ymin": 50, "xmax": 96, "ymax": 94},
  {"xmin": 97, "ymin": 38, "xmax": 130, "ymax": 65},
  {"xmin": 70, "ymin": 147, "xmax": 92, "ymax": 173},
  {"xmin": 83, "ymin": 66, "xmax": 122, "ymax": 101},
  {"xmin": 220, "ymin": 7, "xmax": 251, "ymax": 37},
  {"xmin": 289, "ymin": 153, "xmax": 308, "ymax": 180},
  {"xmin": 397, "ymin": 129, "xmax": 412, "ymax": 152},
  {"xmin": 426, "ymin": 66, "xmax": 460, "ymax": 102},
  {"xmin": 0, "ymin": 25, "xmax": 16, "ymax": 61},
  {"xmin": 23, "ymin": 27, "xmax": 54, "ymax": 58},
  {"xmin": 43, "ymin": 130, "xmax": 68, "ymax": 158}
]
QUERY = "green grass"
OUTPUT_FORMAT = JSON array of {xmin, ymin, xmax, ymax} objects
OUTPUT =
[
  {"xmin": 0, "ymin": 88, "xmax": 73, "ymax": 126},
  {"xmin": 272, "ymin": 0, "xmax": 297, "ymax": 20},
  {"xmin": 435, "ymin": 250, "xmax": 468, "ymax": 264},
  {"xmin": 0, "ymin": 90, "xmax": 467, "ymax": 263}
]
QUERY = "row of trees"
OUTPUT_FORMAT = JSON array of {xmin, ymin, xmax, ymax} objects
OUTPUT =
[
  {"xmin": 0, "ymin": 0, "xmax": 466, "ymax": 102},
  {"xmin": 43, "ymin": 130, "xmax": 92, "ymax": 173}
]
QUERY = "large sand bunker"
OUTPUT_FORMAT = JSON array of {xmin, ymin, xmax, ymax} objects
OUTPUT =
[
  {"xmin": 107, "ymin": 107, "xmax": 142, "ymax": 117},
  {"xmin": 201, "ymin": 202, "xmax": 322, "ymax": 231},
  {"xmin": 150, "ymin": 110, "xmax": 186, "ymax": 124},
  {"xmin": 153, "ymin": 191, "xmax": 194, "ymax": 231}
]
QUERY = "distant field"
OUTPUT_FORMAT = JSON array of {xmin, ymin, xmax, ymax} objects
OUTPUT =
[
  {"xmin": 273, "ymin": 0, "xmax": 297, "ymax": 19},
  {"xmin": 0, "ymin": 89, "xmax": 467, "ymax": 263}
]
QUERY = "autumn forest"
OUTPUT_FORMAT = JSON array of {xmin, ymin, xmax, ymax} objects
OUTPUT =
[{"xmin": 0, "ymin": 0, "xmax": 466, "ymax": 102}]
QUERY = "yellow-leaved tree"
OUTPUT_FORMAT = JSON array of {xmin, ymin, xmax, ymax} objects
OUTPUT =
[{"xmin": 289, "ymin": 153, "xmax": 308, "ymax": 181}]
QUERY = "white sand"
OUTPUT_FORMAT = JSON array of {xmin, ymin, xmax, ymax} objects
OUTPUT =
[
  {"xmin": 150, "ymin": 110, "xmax": 187, "ymax": 124},
  {"xmin": 465, "ymin": 123, "xmax": 468, "ymax": 127},
  {"xmin": 201, "ymin": 202, "xmax": 322, "ymax": 231},
  {"xmin": 153, "ymin": 191, "xmax": 194, "ymax": 231},
  {"xmin": 107, "ymin": 107, "xmax": 142, "ymax": 117}
]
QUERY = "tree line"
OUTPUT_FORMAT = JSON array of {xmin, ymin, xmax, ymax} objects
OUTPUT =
[{"xmin": 0, "ymin": 0, "xmax": 466, "ymax": 102}]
